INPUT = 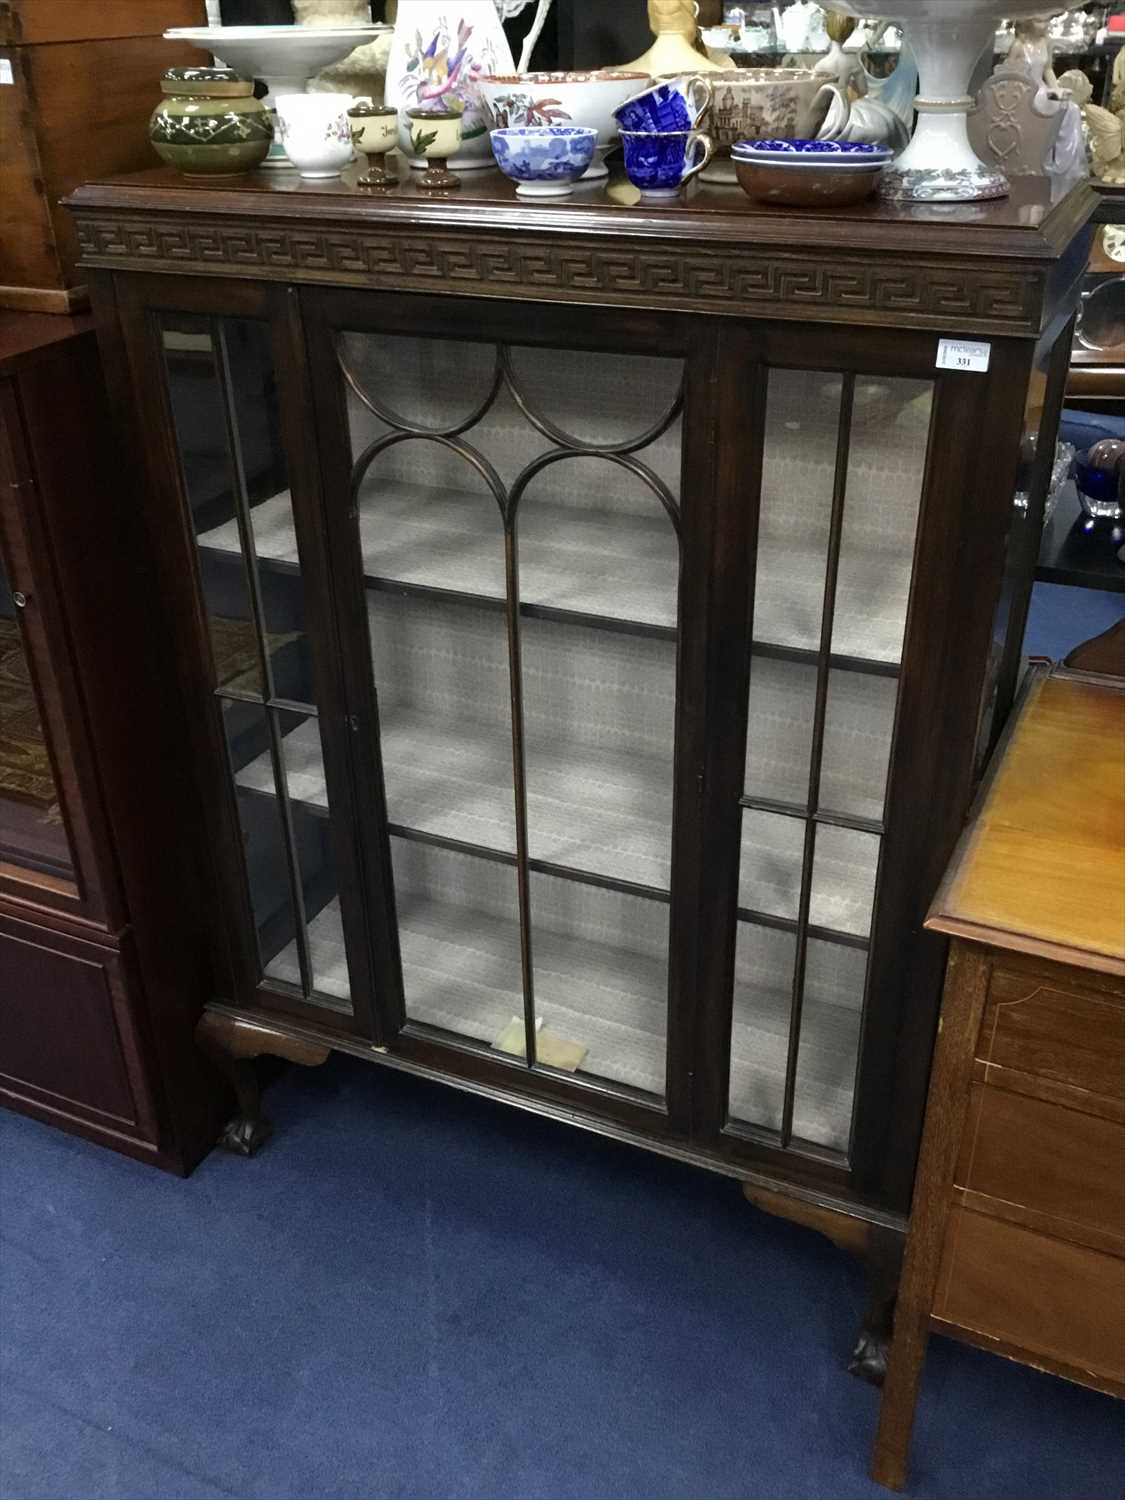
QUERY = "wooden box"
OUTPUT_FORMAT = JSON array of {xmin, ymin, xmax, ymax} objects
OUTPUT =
[{"xmin": 0, "ymin": 0, "xmax": 204, "ymax": 313}]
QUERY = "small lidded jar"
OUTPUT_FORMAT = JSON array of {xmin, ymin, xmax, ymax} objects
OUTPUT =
[{"xmin": 149, "ymin": 67, "xmax": 273, "ymax": 178}]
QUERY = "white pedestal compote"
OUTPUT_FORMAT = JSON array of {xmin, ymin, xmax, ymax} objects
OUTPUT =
[
  {"xmin": 833, "ymin": 0, "xmax": 1081, "ymax": 201},
  {"xmin": 165, "ymin": 25, "xmax": 390, "ymax": 167}
]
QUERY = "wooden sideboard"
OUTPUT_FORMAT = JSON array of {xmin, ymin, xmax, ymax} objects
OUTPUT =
[
  {"xmin": 66, "ymin": 165, "xmax": 1095, "ymax": 1369},
  {"xmin": 0, "ymin": 311, "xmax": 220, "ymax": 1170},
  {"xmin": 872, "ymin": 666, "xmax": 1125, "ymax": 1489}
]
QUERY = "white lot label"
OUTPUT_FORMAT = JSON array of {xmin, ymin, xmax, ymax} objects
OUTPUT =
[
  {"xmin": 0, "ymin": 60, "xmax": 13, "ymax": 85},
  {"xmin": 936, "ymin": 338, "xmax": 991, "ymax": 374}
]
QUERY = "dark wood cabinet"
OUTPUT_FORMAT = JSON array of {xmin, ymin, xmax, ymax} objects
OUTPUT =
[
  {"xmin": 0, "ymin": 312, "xmax": 221, "ymax": 1171},
  {"xmin": 68, "ymin": 166, "xmax": 1094, "ymax": 1357}
]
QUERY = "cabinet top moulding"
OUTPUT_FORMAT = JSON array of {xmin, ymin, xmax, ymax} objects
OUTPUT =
[{"xmin": 66, "ymin": 170, "xmax": 1098, "ymax": 339}]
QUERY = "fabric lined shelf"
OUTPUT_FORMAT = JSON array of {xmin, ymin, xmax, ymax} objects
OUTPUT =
[
  {"xmin": 196, "ymin": 485, "xmax": 912, "ymax": 666},
  {"xmin": 265, "ymin": 882, "xmax": 861, "ymax": 1151},
  {"xmin": 198, "ymin": 482, "xmax": 679, "ymax": 633},
  {"xmin": 235, "ymin": 710, "xmax": 675, "ymax": 894}
]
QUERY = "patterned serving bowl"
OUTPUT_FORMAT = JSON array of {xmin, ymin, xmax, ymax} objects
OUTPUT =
[
  {"xmin": 490, "ymin": 125, "xmax": 598, "ymax": 197},
  {"xmin": 732, "ymin": 139, "xmax": 892, "ymax": 206},
  {"xmin": 478, "ymin": 72, "xmax": 650, "ymax": 180}
]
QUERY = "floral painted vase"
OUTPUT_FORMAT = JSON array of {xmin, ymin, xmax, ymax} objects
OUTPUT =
[
  {"xmin": 385, "ymin": 2, "xmax": 515, "ymax": 169},
  {"xmin": 149, "ymin": 68, "xmax": 273, "ymax": 178}
]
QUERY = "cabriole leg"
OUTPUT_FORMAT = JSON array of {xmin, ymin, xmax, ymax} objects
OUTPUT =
[{"xmin": 195, "ymin": 1010, "xmax": 330, "ymax": 1156}]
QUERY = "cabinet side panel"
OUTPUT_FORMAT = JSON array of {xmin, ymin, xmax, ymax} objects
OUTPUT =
[{"xmin": 851, "ymin": 341, "xmax": 1036, "ymax": 1210}]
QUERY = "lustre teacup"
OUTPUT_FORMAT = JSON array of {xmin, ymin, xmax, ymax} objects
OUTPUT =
[{"xmin": 619, "ymin": 128, "xmax": 714, "ymax": 198}]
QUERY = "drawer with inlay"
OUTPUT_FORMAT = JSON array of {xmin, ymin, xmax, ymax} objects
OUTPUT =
[{"xmin": 978, "ymin": 967, "xmax": 1125, "ymax": 1102}]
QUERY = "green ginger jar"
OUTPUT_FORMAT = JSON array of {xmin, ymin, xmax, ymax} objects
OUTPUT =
[{"xmin": 150, "ymin": 68, "xmax": 273, "ymax": 178}]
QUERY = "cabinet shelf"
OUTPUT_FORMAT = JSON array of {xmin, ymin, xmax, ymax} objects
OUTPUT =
[
  {"xmin": 235, "ymin": 715, "xmax": 874, "ymax": 950},
  {"xmin": 235, "ymin": 710, "xmax": 675, "ymax": 893},
  {"xmin": 197, "ymin": 489, "xmax": 908, "ymax": 672},
  {"xmin": 266, "ymin": 887, "xmax": 862, "ymax": 1144}
]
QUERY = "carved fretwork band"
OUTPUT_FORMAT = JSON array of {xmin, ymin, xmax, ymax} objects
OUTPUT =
[{"xmin": 74, "ymin": 213, "xmax": 1043, "ymax": 335}]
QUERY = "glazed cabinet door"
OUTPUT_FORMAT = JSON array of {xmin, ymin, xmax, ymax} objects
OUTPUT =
[
  {"xmin": 114, "ymin": 278, "xmax": 377, "ymax": 1040},
  {"xmin": 0, "ymin": 378, "xmax": 102, "ymax": 920},
  {"xmin": 695, "ymin": 323, "xmax": 1035, "ymax": 1208},
  {"xmin": 302, "ymin": 291, "xmax": 729, "ymax": 1136}
]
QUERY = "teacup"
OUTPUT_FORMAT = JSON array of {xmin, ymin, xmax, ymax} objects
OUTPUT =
[
  {"xmin": 619, "ymin": 128, "xmax": 714, "ymax": 199},
  {"xmin": 614, "ymin": 74, "xmax": 713, "ymax": 134},
  {"xmin": 275, "ymin": 93, "xmax": 354, "ymax": 179},
  {"xmin": 700, "ymin": 69, "xmax": 849, "ymax": 184}
]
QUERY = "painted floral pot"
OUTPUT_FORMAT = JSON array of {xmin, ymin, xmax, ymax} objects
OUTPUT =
[
  {"xmin": 149, "ymin": 67, "xmax": 273, "ymax": 178},
  {"xmin": 490, "ymin": 125, "xmax": 597, "ymax": 197},
  {"xmin": 478, "ymin": 71, "xmax": 650, "ymax": 180},
  {"xmin": 386, "ymin": 2, "xmax": 514, "ymax": 170},
  {"xmin": 619, "ymin": 128, "xmax": 714, "ymax": 199}
]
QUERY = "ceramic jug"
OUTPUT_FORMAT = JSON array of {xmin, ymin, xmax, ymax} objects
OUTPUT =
[{"xmin": 385, "ymin": 1, "xmax": 515, "ymax": 169}]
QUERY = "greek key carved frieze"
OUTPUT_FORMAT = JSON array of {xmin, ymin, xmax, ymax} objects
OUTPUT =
[{"xmin": 75, "ymin": 214, "xmax": 1039, "ymax": 332}]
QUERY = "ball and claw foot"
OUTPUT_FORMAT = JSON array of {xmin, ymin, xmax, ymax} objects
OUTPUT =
[
  {"xmin": 196, "ymin": 1010, "xmax": 329, "ymax": 1160},
  {"xmin": 849, "ymin": 1327, "xmax": 890, "ymax": 1386},
  {"xmin": 219, "ymin": 1114, "xmax": 274, "ymax": 1157}
]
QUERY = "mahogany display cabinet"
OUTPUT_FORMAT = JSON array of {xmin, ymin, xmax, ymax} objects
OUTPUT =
[
  {"xmin": 0, "ymin": 312, "xmax": 221, "ymax": 1169},
  {"xmin": 68, "ymin": 166, "xmax": 1095, "ymax": 1369}
]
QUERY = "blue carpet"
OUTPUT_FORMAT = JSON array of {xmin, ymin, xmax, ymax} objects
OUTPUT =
[
  {"xmin": 1, "ymin": 1057, "xmax": 1122, "ymax": 1500},
  {"xmin": 1023, "ymin": 582, "xmax": 1125, "ymax": 663}
]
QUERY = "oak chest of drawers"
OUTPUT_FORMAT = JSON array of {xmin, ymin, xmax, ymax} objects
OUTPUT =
[{"xmin": 873, "ymin": 666, "xmax": 1125, "ymax": 1489}]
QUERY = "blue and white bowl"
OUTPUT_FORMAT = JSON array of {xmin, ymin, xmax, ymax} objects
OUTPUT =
[
  {"xmin": 731, "ymin": 138, "xmax": 894, "ymax": 170},
  {"xmin": 490, "ymin": 125, "xmax": 597, "ymax": 197}
]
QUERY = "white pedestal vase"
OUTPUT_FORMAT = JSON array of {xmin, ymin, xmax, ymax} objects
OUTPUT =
[
  {"xmin": 386, "ymin": 3, "xmax": 515, "ymax": 171},
  {"xmin": 832, "ymin": 0, "xmax": 1083, "ymax": 203}
]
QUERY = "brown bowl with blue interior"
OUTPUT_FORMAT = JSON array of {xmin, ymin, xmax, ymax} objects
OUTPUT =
[{"xmin": 732, "ymin": 138, "xmax": 893, "ymax": 207}]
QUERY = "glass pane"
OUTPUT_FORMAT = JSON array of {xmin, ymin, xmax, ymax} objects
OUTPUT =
[
  {"xmin": 833, "ymin": 378, "xmax": 931, "ymax": 664},
  {"xmin": 744, "ymin": 659, "xmax": 895, "ymax": 822},
  {"xmin": 530, "ymin": 871, "xmax": 668, "ymax": 1095},
  {"xmin": 792, "ymin": 939, "xmax": 867, "ymax": 1151},
  {"xmin": 738, "ymin": 808, "xmax": 804, "ymax": 922},
  {"xmin": 809, "ymin": 824, "xmax": 879, "ymax": 939},
  {"xmin": 223, "ymin": 703, "xmax": 351, "ymax": 1012},
  {"xmin": 820, "ymin": 669, "xmax": 896, "ymax": 822},
  {"xmin": 370, "ymin": 592, "xmax": 516, "ymax": 854},
  {"xmin": 743, "ymin": 656, "xmax": 816, "ymax": 808},
  {"xmin": 517, "ymin": 455, "xmax": 679, "ymax": 628},
  {"xmin": 752, "ymin": 370, "xmax": 842, "ymax": 654},
  {"xmin": 727, "ymin": 921, "xmax": 867, "ymax": 1153},
  {"xmin": 393, "ymin": 837, "xmax": 523, "ymax": 1042},
  {"xmin": 163, "ymin": 315, "xmax": 349, "ymax": 1013},
  {"xmin": 522, "ymin": 617, "xmax": 675, "ymax": 892},
  {"xmin": 221, "ymin": 700, "xmax": 297, "ymax": 982},
  {"xmin": 0, "ymin": 556, "xmax": 73, "ymax": 881},
  {"xmin": 729, "ymin": 922, "xmax": 795, "ymax": 1134}
]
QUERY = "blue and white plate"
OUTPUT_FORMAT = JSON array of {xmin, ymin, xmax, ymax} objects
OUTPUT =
[{"xmin": 732, "ymin": 138, "xmax": 894, "ymax": 170}]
